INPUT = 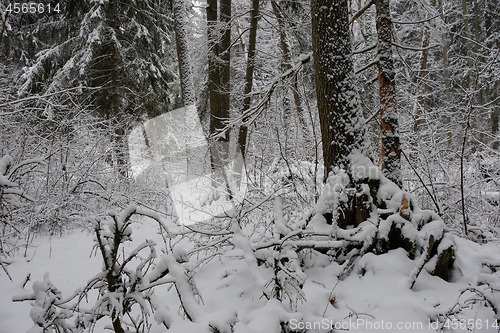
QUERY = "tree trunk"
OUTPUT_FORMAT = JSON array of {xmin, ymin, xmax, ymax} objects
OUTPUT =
[
  {"xmin": 483, "ymin": 0, "xmax": 499, "ymax": 150},
  {"xmin": 375, "ymin": 0, "xmax": 401, "ymax": 186},
  {"xmin": 238, "ymin": 0, "xmax": 259, "ymax": 157},
  {"xmin": 208, "ymin": 0, "xmax": 231, "ymax": 168},
  {"xmin": 437, "ymin": 0, "xmax": 452, "ymax": 148},
  {"xmin": 414, "ymin": 2, "xmax": 432, "ymax": 134},
  {"xmin": 492, "ymin": 82, "xmax": 500, "ymax": 150},
  {"xmin": 219, "ymin": 0, "xmax": 231, "ymax": 135},
  {"xmin": 207, "ymin": 0, "xmax": 221, "ymax": 138},
  {"xmin": 311, "ymin": 0, "xmax": 367, "ymax": 178},
  {"xmin": 271, "ymin": 1, "xmax": 308, "ymax": 141},
  {"xmin": 174, "ymin": 0, "xmax": 199, "ymax": 178},
  {"xmin": 207, "ymin": 0, "xmax": 232, "ymax": 194},
  {"xmin": 462, "ymin": 0, "xmax": 474, "ymax": 87},
  {"xmin": 173, "ymin": 0, "xmax": 196, "ymax": 107},
  {"xmin": 109, "ymin": 0, "xmax": 127, "ymax": 178},
  {"xmin": 472, "ymin": 0, "xmax": 485, "ymax": 145}
]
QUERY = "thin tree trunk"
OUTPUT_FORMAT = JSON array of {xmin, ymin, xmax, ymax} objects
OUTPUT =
[
  {"xmin": 238, "ymin": 0, "xmax": 259, "ymax": 157},
  {"xmin": 219, "ymin": 0, "xmax": 231, "ymax": 133},
  {"xmin": 375, "ymin": 0, "xmax": 401, "ymax": 186},
  {"xmin": 437, "ymin": 0, "xmax": 452, "ymax": 147},
  {"xmin": 483, "ymin": 0, "xmax": 499, "ymax": 150},
  {"xmin": 207, "ymin": 0, "xmax": 221, "ymax": 137},
  {"xmin": 462, "ymin": 0, "xmax": 484, "ymax": 150},
  {"xmin": 414, "ymin": 1, "xmax": 433, "ymax": 133},
  {"xmin": 462, "ymin": 0, "xmax": 474, "ymax": 86},
  {"xmin": 109, "ymin": 0, "xmax": 127, "ymax": 178},
  {"xmin": 492, "ymin": 81, "xmax": 500, "ymax": 150},
  {"xmin": 0, "ymin": 11, "xmax": 9, "ymax": 47},
  {"xmin": 472, "ymin": 0, "xmax": 485, "ymax": 144},
  {"xmin": 271, "ymin": 1, "xmax": 308, "ymax": 139}
]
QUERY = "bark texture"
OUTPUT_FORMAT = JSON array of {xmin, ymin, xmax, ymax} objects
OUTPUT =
[
  {"xmin": 271, "ymin": 1, "xmax": 308, "ymax": 139},
  {"xmin": 207, "ymin": 0, "xmax": 220, "ymax": 134},
  {"xmin": 207, "ymin": 0, "xmax": 231, "ymax": 166},
  {"xmin": 375, "ymin": 0, "xmax": 401, "ymax": 186},
  {"xmin": 238, "ymin": 0, "xmax": 259, "ymax": 157},
  {"xmin": 173, "ymin": 0, "xmax": 196, "ymax": 107},
  {"xmin": 311, "ymin": 0, "xmax": 367, "ymax": 178},
  {"xmin": 219, "ymin": 0, "xmax": 232, "ymax": 133}
]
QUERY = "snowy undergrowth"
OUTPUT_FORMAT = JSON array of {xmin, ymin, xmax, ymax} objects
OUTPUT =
[
  {"xmin": 406, "ymin": 150, "xmax": 500, "ymax": 242},
  {"xmin": 2, "ymin": 218, "xmax": 500, "ymax": 332},
  {"xmin": 2, "ymin": 155, "xmax": 500, "ymax": 332}
]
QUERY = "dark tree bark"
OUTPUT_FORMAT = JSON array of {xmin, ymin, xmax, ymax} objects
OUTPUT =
[
  {"xmin": 437, "ymin": 0, "xmax": 453, "ymax": 147},
  {"xmin": 461, "ymin": 0, "xmax": 474, "ymax": 87},
  {"xmin": 414, "ymin": 3, "xmax": 432, "ymax": 133},
  {"xmin": 375, "ymin": 0, "xmax": 401, "ymax": 186},
  {"xmin": 109, "ymin": 0, "xmax": 127, "ymax": 178},
  {"xmin": 173, "ymin": 0, "xmax": 195, "ymax": 107},
  {"xmin": 207, "ymin": 0, "xmax": 231, "ymax": 169},
  {"xmin": 311, "ymin": 0, "xmax": 367, "ymax": 178},
  {"xmin": 219, "ymin": 0, "xmax": 231, "ymax": 134},
  {"xmin": 206, "ymin": 0, "xmax": 233, "ymax": 196},
  {"xmin": 271, "ymin": 1, "xmax": 308, "ymax": 140},
  {"xmin": 207, "ymin": 0, "xmax": 220, "ymax": 130},
  {"xmin": 484, "ymin": 1, "xmax": 499, "ymax": 150},
  {"xmin": 238, "ymin": 0, "xmax": 259, "ymax": 157},
  {"xmin": 174, "ymin": 0, "xmax": 199, "ymax": 178},
  {"xmin": 492, "ymin": 81, "xmax": 500, "ymax": 150}
]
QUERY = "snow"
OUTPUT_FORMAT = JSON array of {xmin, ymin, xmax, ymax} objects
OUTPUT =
[
  {"xmin": 1, "ymin": 213, "xmax": 498, "ymax": 333},
  {"xmin": 485, "ymin": 192, "xmax": 500, "ymax": 205},
  {"xmin": 1, "ymin": 230, "xmax": 97, "ymax": 332},
  {"xmin": 129, "ymin": 107, "xmax": 248, "ymax": 226}
]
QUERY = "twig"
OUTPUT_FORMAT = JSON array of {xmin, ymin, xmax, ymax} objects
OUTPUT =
[
  {"xmin": 350, "ymin": 0, "xmax": 374, "ymax": 25},
  {"xmin": 0, "ymin": 261, "xmax": 13, "ymax": 281},
  {"xmin": 391, "ymin": 13, "xmax": 440, "ymax": 25},
  {"xmin": 322, "ymin": 280, "xmax": 340, "ymax": 316},
  {"xmin": 392, "ymin": 42, "xmax": 440, "ymax": 52},
  {"xmin": 401, "ymin": 150, "xmax": 442, "ymax": 216}
]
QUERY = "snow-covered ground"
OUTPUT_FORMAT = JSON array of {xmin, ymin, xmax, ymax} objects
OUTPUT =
[{"xmin": 1, "ymin": 216, "xmax": 499, "ymax": 333}]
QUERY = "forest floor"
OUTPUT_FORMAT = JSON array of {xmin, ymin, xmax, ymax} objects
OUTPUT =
[{"xmin": 1, "ymin": 217, "xmax": 500, "ymax": 333}]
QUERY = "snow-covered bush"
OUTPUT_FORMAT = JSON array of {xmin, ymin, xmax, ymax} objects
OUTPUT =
[
  {"xmin": 11, "ymin": 183, "xmax": 500, "ymax": 333},
  {"xmin": 26, "ymin": 273, "xmax": 80, "ymax": 333},
  {"xmin": 15, "ymin": 205, "xmax": 230, "ymax": 332},
  {"xmin": 86, "ymin": 207, "xmax": 159, "ymax": 333},
  {"xmin": 10, "ymin": 153, "xmax": 499, "ymax": 332},
  {"xmin": 311, "ymin": 153, "xmax": 454, "ymax": 283},
  {"xmin": 405, "ymin": 148, "xmax": 500, "ymax": 243},
  {"xmin": 0, "ymin": 154, "xmax": 43, "ymax": 261}
]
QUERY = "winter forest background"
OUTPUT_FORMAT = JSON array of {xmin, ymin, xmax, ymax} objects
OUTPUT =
[{"xmin": 0, "ymin": 0, "xmax": 499, "ymax": 332}]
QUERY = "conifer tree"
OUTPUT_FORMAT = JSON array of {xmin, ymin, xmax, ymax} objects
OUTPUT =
[{"xmin": 17, "ymin": 0, "xmax": 174, "ymax": 174}]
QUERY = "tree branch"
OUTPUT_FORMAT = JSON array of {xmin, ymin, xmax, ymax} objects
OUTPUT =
[
  {"xmin": 392, "ymin": 42, "xmax": 440, "ymax": 51},
  {"xmin": 391, "ymin": 13, "xmax": 440, "ymax": 25},
  {"xmin": 355, "ymin": 59, "xmax": 379, "ymax": 74},
  {"xmin": 350, "ymin": 0, "xmax": 374, "ymax": 25}
]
